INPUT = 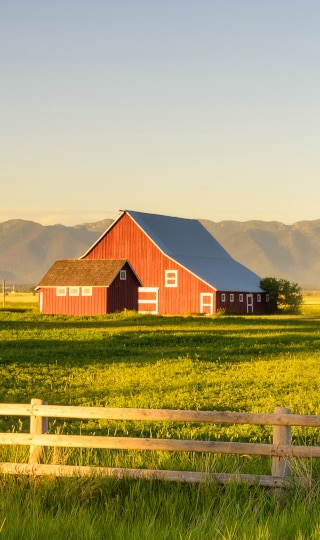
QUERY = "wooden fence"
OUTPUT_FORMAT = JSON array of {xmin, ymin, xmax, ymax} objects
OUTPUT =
[{"xmin": 1, "ymin": 399, "xmax": 320, "ymax": 487}]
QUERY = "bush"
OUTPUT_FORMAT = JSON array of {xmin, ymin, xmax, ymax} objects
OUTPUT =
[{"xmin": 260, "ymin": 277, "xmax": 303, "ymax": 313}]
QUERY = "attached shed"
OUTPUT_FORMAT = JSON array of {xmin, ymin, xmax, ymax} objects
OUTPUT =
[
  {"xmin": 81, "ymin": 210, "xmax": 269, "ymax": 315},
  {"xmin": 36, "ymin": 259, "xmax": 142, "ymax": 315}
]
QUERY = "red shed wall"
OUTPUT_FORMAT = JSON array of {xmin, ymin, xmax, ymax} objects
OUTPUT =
[
  {"xmin": 84, "ymin": 214, "xmax": 216, "ymax": 315},
  {"xmin": 38, "ymin": 287, "xmax": 107, "ymax": 316}
]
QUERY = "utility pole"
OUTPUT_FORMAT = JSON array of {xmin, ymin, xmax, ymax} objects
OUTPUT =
[{"xmin": 2, "ymin": 278, "xmax": 5, "ymax": 308}]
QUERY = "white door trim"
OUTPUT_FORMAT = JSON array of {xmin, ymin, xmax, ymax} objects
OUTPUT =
[
  {"xmin": 246, "ymin": 294, "xmax": 253, "ymax": 313},
  {"xmin": 138, "ymin": 287, "xmax": 159, "ymax": 314},
  {"xmin": 200, "ymin": 292, "xmax": 214, "ymax": 315}
]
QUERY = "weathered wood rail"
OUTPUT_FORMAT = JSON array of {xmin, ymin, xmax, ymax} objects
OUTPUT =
[{"xmin": 0, "ymin": 399, "xmax": 319, "ymax": 486}]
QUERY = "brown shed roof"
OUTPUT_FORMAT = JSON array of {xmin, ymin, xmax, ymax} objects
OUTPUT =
[{"xmin": 36, "ymin": 259, "xmax": 140, "ymax": 288}]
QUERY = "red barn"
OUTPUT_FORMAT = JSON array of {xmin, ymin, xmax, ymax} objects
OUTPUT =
[
  {"xmin": 80, "ymin": 210, "xmax": 269, "ymax": 315},
  {"xmin": 36, "ymin": 259, "xmax": 141, "ymax": 315}
]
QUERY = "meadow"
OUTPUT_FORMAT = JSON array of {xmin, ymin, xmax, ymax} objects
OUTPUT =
[{"xmin": 0, "ymin": 295, "xmax": 320, "ymax": 539}]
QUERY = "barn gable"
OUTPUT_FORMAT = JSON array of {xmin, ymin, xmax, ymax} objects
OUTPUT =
[{"xmin": 83, "ymin": 210, "xmax": 263, "ymax": 292}]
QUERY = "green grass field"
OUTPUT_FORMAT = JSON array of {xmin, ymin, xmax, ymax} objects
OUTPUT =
[{"xmin": 1, "ymin": 297, "xmax": 320, "ymax": 539}]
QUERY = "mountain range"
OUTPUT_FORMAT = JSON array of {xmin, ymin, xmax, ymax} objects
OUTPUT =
[{"xmin": 1, "ymin": 217, "xmax": 320, "ymax": 289}]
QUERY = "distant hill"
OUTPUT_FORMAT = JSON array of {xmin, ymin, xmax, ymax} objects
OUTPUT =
[
  {"xmin": 0, "ymin": 218, "xmax": 113, "ymax": 286},
  {"xmin": 200, "ymin": 219, "xmax": 320, "ymax": 289},
  {"xmin": 1, "ymin": 217, "xmax": 320, "ymax": 289}
]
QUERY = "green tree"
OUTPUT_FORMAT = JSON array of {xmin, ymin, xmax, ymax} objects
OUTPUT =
[{"xmin": 260, "ymin": 277, "xmax": 303, "ymax": 313}]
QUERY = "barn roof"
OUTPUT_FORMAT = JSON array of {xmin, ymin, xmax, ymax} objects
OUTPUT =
[
  {"xmin": 126, "ymin": 211, "xmax": 263, "ymax": 292},
  {"xmin": 36, "ymin": 259, "xmax": 140, "ymax": 288},
  {"xmin": 82, "ymin": 210, "xmax": 263, "ymax": 292}
]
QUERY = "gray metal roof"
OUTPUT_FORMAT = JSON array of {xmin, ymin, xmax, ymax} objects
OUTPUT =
[{"xmin": 127, "ymin": 210, "xmax": 263, "ymax": 292}]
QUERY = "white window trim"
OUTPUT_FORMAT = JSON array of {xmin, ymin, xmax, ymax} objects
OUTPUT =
[
  {"xmin": 239, "ymin": 294, "xmax": 243, "ymax": 302},
  {"xmin": 56, "ymin": 287, "xmax": 67, "ymax": 297},
  {"xmin": 82, "ymin": 286, "xmax": 92, "ymax": 296},
  {"xmin": 69, "ymin": 287, "xmax": 80, "ymax": 297},
  {"xmin": 230, "ymin": 293, "xmax": 234, "ymax": 302},
  {"xmin": 165, "ymin": 270, "xmax": 178, "ymax": 288},
  {"xmin": 221, "ymin": 293, "xmax": 226, "ymax": 302},
  {"xmin": 257, "ymin": 294, "xmax": 261, "ymax": 302},
  {"xmin": 120, "ymin": 270, "xmax": 127, "ymax": 280}
]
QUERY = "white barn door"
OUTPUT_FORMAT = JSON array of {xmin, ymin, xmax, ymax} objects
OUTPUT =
[
  {"xmin": 138, "ymin": 287, "xmax": 159, "ymax": 314},
  {"xmin": 200, "ymin": 293, "xmax": 214, "ymax": 315}
]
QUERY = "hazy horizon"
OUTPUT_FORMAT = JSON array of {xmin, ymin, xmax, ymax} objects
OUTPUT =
[{"xmin": 1, "ymin": 210, "xmax": 320, "ymax": 228}]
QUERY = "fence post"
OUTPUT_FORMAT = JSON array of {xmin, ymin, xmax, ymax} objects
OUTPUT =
[
  {"xmin": 272, "ymin": 406, "xmax": 291, "ymax": 478},
  {"xmin": 29, "ymin": 398, "xmax": 48, "ymax": 465}
]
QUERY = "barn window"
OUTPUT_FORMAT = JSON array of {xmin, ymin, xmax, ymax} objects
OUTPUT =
[
  {"xmin": 221, "ymin": 293, "xmax": 226, "ymax": 302},
  {"xmin": 82, "ymin": 287, "xmax": 92, "ymax": 296},
  {"xmin": 266, "ymin": 294, "xmax": 269, "ymax": 302},
  {"xmin": 165, "ymin": 270, "xmax": 178, "ymax": 287},
  {"xmin": 230, "ymin": 293, "xmax": 234, "ymax": 302},
  {"xmin": 120, "ymin": 270, "xmax": 127, "ymax": 280},
  {"xmin": 56, "ymin": 287, "xmax": 66, "ymax": 296},
  {"xmin": 239, "ymin": 294, "xmax": 243, "ymax": 302},
  {"xmin": 69, "ymin": 287, "xmax": 80, "ymax": 296},
  {"xmin": 257, "ymin": 294, "xmax": 261, "ymax": 302}
]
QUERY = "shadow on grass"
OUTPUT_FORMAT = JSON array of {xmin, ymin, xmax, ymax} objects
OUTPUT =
[{"xmin": 1, "ymin": 318, "xmax": 319, "ymax": 368}]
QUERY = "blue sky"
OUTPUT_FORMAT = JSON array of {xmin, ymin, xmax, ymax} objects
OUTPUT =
[{"xmin": 1, "ymin": 1, "xmax": 320, "ymax": 225}]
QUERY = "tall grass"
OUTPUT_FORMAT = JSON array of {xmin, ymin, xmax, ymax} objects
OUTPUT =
[
  {"xmin": 1, "ymin": 474, "xmax": 320, "ymax": 539},
  {"xmin": 0, "ymin": 299, "xmax": 320, "ymax": 538}
]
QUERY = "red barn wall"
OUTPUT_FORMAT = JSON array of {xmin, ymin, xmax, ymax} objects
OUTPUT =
[
  {"xmin": 216, "ymin": 292, "xmax": 268, "ymax": 314},
  {"xmin": 84, "ymin": 214, "xmax": 216, "ymax": 315}
]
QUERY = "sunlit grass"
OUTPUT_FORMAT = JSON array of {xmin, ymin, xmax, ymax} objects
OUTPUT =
[{"xmin": 1, "ymin": 296, "xmax": 320, "ymax": 537}]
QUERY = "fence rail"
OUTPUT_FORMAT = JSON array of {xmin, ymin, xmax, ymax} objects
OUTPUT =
[{"xmin": 0, "ymin": 399, "xmax": 319, "ymax": 487}]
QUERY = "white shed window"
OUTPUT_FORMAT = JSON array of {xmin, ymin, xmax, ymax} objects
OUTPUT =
[
  {"xmin": 69, "ymin": 287, "xmax": 80, "ymax": 296},
  {"xmin": 239, "ymin": 294, "xmax": 243, "ymax": 302},
  {"xmin": 165, "ymin": 270, "xmax": 178, "ymax": 287},
  {"xmin": 82, "ymin": 287, "xmax": 92, "ymax": 296},
  {"xmin": 221, "ymin": 293, "xmax": 226, "ymax": 302},
  {"xmin": 120, "ymin": 270, "xmax": 127, "ymax": 280},
  {"xmin": 257, "ymin": 294, "xmax": 261, "ymax": 303},
  {"xmin": 56, "ymin": 287, "xmax": 66, "ymax": 296},
  {"xmin": 230, "ymin": 293, "xmax": 234, "ymax": 302}
]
